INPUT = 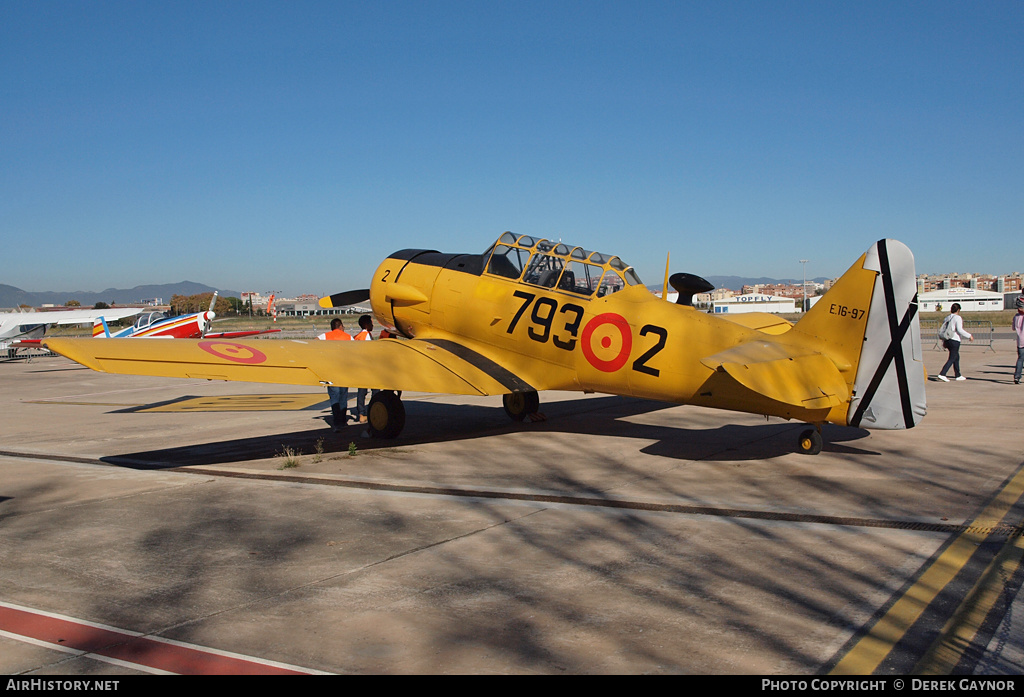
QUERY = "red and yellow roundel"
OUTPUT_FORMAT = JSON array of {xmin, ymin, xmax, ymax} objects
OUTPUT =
[
  {"xmin": 198, "ymin": 341, "xmax": 267, "ymax": 365},
  {"xmin": 581, "ymin": 313, "xmax": 632, "ymax": 372}
]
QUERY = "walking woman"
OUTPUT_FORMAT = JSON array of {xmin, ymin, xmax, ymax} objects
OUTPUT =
[{"xmin": 937, "ymin": 303, "xmax": 973, "ymax": 381}]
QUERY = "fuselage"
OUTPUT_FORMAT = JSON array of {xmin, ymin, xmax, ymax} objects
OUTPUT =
[
  {"xmin": 108, "ymin": 311, "xmax": 213, "ymax": 339},
  {"xmin": 368, "ymin": 234, "xmax": 854, "ymax": 427}
]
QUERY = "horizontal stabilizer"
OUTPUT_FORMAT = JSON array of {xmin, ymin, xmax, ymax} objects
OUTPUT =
[
  {"xmin": 701, "ymin": 343, "xmax": 848, "ymax": 409},
  {"xmin": 717, "ymin": 313, "xmax": 793, "ymax": 335}
]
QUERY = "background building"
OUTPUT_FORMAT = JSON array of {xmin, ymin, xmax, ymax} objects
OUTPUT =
[
  {"xmin": 917, "ymin": 288, "xmax": 1004, "ymax": 312},
  {"xmin": 711, "ymin": 294, "xmax": 796, "ymax": 314}
]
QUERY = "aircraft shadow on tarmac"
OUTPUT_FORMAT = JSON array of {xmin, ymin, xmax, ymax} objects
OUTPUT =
[{"xmin": 101, "ymin": 395, "xmax": 874, "ymax": 470}]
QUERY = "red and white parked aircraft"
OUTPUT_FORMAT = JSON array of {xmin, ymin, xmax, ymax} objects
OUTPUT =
[{"xmin": 93, "ymin": 293, "xmax": 280, "ymax": 340}]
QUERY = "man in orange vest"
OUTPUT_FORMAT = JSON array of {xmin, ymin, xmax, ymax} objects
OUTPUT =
[
  {"xmin": 353, "ymin": 315, "xmax": 379, "ymax": 424},
  {"xmin": 318, "ymin": 318, "xmax": 351, "ymax": 431}
]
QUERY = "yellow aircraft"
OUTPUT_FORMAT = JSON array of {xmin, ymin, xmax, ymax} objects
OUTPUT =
[{"xmin": 45, "ymin": 233, "xmax": 926, "ymax": 454}]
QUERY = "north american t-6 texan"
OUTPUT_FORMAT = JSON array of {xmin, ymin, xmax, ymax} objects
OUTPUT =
[{"xmin": 45, "ymin": 233, "xmax": 927, "ymax": 455}]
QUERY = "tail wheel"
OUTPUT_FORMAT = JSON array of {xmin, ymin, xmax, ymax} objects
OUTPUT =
[
  {"xmin": 367, "ymin": 390, "xmax": 406, "ymax": 439},
  {"xmin": 797, "ymin": 428, "xmax": 823, "ymax": 455},
  {"xmin": 503, "ymin": 391, "xmax": 539, "ymax": 421}
]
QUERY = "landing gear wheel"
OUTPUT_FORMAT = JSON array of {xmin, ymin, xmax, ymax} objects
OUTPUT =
[
  {"xmin": 367, "ymin": 390, "xmax": 406, "ymax": 439},
  {"xmin": 503, "ymin": 391, "xmax": 540, "ymax": 421},
  {"xmin": 797, "ymin": 428, "xmax": 823, "ymax": 455}
]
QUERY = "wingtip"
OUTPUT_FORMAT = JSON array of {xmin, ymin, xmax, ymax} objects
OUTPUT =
[{"xmin": 42, "ymin": 338, "xmax": 103, "ymax": 371}]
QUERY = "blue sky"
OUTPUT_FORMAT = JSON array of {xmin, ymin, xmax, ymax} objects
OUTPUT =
[{"xmin": 2, "ymin": 1, "xmax": 1021, "ymax": 296}]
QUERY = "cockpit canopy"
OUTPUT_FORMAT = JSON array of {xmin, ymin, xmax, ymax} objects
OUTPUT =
[
  {"xmin": 134, "ymin": 312, "xmax": 167, "ymax": 329},
  {"xmin": 482, "ymin": 232, "xmax": 643, "ymax": 298}
]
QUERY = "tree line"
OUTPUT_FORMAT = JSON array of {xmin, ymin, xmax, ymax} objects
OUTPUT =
[
  {"xmin": 50, "ymin": 294, "xmax": 258, "ymax": 317},
  {"xmin": 169, "ymin": 293, "xmax": 265, "ymax": 317}
]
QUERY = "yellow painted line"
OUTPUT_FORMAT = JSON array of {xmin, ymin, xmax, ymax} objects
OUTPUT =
[
  {"xmin": 830, "ymin": 464, "xmax": 1024, "ymax": 675},
  {"xmin": 914, "ymin": 530, "xmax": 1024, "ymax": 674},
  {"xmin": 139, "ymin": 394, "xmax": 327, "ymax": 412}
]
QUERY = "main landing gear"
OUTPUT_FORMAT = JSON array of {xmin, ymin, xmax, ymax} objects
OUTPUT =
[
  {"xmin": 364, "ymin": 389, "xmax": 545, "ymax": 440},
  {"xmin": 503, "ymin": 390, "xmax": 545, "ymax": 422},
  {"xmin": 366, "ymin": 390, "xmax": 406, "ymax": 439},
  {"xmin": 797, "ymin": 426, "xmax": 823, "ymax": 455}
]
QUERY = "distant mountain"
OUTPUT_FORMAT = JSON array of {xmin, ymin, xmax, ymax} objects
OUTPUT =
[
  {"xmin": 648, "ymin": 275, "xmax": 831, "ymax": 293},
  {"xmin": 707, "ymin": 275, "xmax": 831, "ymax": 291},
  {"xmin": 0, "ymin": 282, "xmax": 241, "ymax": 309}
]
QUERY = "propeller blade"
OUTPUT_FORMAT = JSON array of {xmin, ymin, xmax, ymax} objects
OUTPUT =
[
  {"xmin": 200, "ymin": 293, "xmax": 218, "ymax": 338},
  {"xmin": 318, "ymin": 289, "xmax": 370, "ymax": 309}
]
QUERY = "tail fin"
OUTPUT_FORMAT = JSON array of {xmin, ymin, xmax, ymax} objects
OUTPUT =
[
  {"xmin": 92, "ymin": 317, "xmax": 111, "ymax": 339},
  {"xmin": 793, "ymin": 239, "xmax": 926, "ymax": 430}
]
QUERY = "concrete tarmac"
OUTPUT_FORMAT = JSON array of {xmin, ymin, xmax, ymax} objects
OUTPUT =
[{"xmin": 1, "ymin": 340, "xmax": 1022, "ymax": 675}]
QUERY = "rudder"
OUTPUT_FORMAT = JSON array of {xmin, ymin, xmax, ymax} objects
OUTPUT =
[
  {"xmin": 792, "ymin": 239, "xmax": 926, "ymax": 430},
  {"xmin": 848, "ymin": 239, "xmax": 926, "ymax": 429},
  {"xmin": 92, "ymin": 317, "xmax": 111, "ymax": 338}
]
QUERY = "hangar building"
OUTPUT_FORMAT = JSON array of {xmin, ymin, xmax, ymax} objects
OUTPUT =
[
  {"xmin": 711, "ymin": 294, "xmax": 797, "ymax": 314},
  {"xmin": 917, "ymin": 288, "xmax": 1005, "ymax": 313}
]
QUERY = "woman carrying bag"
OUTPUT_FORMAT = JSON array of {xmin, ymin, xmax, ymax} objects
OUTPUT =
[{"xmin": 937, "ymin": 303, "xmax": 973, "ymax": 382}]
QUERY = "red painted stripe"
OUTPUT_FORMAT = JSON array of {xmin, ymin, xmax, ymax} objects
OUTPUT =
[{"xmin": 0, "ymin": 605, "xmax": 312, "ymax": 675}]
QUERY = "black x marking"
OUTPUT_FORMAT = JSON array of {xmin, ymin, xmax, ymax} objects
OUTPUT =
[{"xmin": 850, "ymin": 240, "xmax": 919, "ymax": 429}]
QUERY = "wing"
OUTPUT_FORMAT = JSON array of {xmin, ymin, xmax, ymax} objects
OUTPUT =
[
  {"xmin": 1, "ymin": 308, "xmax": 143, "ymax": 326},
  {"xmin": 202, "ymin": 329, "xmax": 282, "ymax": 339},
  {"xmin": 700, "ymin": 341, "xmax": 848, "ymax": 410},
  {"xmin": 43, "ymin": 337, "xmax": 530, "ymax": 396}
]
